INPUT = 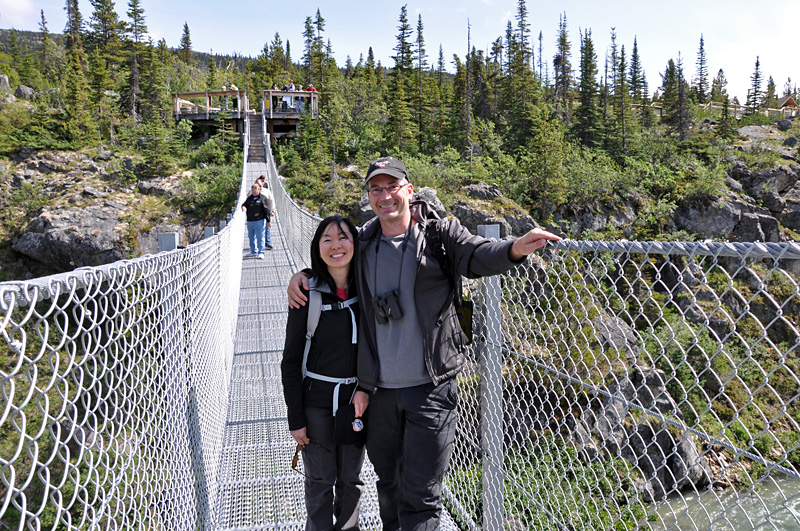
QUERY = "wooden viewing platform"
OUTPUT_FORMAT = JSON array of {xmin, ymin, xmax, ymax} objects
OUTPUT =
[
  {"xmin": 171, "ymin": 89, "xmax": 320, "ymax": 139},
  {"xmin": 172, "ymin": 89, "xmax": 250, "ymax": 121}
]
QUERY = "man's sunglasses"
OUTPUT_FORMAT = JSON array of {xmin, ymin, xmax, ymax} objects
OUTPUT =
[{"xmin": 291, "ymin": 440, "xmax": 330, "ymax": 481}]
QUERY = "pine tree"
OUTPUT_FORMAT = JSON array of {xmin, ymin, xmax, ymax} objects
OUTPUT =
[
  {"xmin": 314, "ymin": 9, "xmax": 326, "ymax": 86},
  {"xmin": 415, "ymin": 14, "xmax": 428, "ymax": 152},
  {"xmin": 694, "ymin": 34, "xmax": 709, "ymax": 104},
  {"xmin": 710, "ymin": 69, "xmax": 728, "ymax": 102},
  {"xmin": 39, "ymin": 10, "xmax": 57, "ymax": 80},
  {"xmin": 64, "ymin": 0, "xmax": 84, "ymax": 49},
  {"xmin": 764, "ymin": 76, "xmax": 777, "ymax": 109},
  {"xmin": 65, "ymin": 46, "xmax": 98, "ymax": 144},
  {"xmin": 661, "ymin": 56, "xmax": 690, "ymax": 139},
  {"xmin": 746, "ymin": 56, "xmax": 762, "ymax": 115},
  {"xmin": 124, "ymin": 0, "xmax": 148, "ymax": 121},
  {"xmin": 87, "ymin": 0, "xmax": 127, "ymax": 73},
  {"xmin": 179, "ymin": 22, "xmax": 192, "ymax": 65},
  {"xmin": 552, "ymin": 12, "xmax": 572, "ymax": 123},
  {"xmin": 628, "ymin": 37, "xmax": 643, "ymax": 102},
  {"xmin": 572, "ymin": 29, "xmax": 601, "ymax": 148},
  {"xmin": 207, "ymin": 52, "xmax": 218, "ymax": 90}
]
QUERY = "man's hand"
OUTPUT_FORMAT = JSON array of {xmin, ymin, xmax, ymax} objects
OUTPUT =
[
  {"xmin": 288, "ymin": 272, "xmax": 310, "ymax": 308},
  {"xmin": 509, "ymin": 228, "xmax": 562, "ymax": 261},
  {"xmin": 353, "ymin": 391, "xmax": 369, "ymax": 418},
  {"xmin": 290, "ymin": 427, "xmax": 309, "ymax": 446}
]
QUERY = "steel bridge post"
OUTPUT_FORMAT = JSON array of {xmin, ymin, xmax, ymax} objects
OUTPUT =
[{"xmin": 477, "ymin": 224, "xmax": 504, "ymax": 530}]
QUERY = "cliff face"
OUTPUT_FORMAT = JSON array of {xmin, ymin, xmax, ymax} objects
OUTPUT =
[{"xmin": 0, "ymin": 148, "xmax": 204, "ymax": 280}]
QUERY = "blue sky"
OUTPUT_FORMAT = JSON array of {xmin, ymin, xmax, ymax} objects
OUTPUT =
[{"xmin": 0, "ymin": 0, "xmax": 795, "ymax": 102}]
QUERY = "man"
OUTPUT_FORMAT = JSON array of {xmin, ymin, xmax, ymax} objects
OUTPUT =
[{"xmin": 288, "ymin": 156, "xmax": 560, "ymax": 530}]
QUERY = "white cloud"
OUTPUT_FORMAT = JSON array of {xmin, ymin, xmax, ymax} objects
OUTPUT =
[{"xmin": 0, "ymin": 0, "xmax": 38, "ymax": 28}]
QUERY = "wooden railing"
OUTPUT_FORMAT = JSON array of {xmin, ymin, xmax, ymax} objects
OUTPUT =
[
  {"xmin": 172, "ymin": 90, "xmax": 250, "ymax": 119},
  {"xmin": 261, "ymin": 90, "xmax": 319, "ymax": 119}
]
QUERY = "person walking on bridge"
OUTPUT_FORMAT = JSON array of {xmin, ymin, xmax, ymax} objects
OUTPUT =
[
  {"xmin": 241, "ymin": 181, "xmax": 273, "ymax": 258},
  {"xmin": 288, "ymin": 156, "xmax": 561, "ymax": 530}
]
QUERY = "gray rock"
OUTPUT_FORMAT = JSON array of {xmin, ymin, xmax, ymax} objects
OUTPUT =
[
  {"xmin": 104, "ymin": 200, "xmax": 127, "ymax": 210},
  {"xmin": 14, "ymin": 85, "xmax": 35, "ymax": 100},
  {"xmin": 0, "ymin": 164, "xmax": 6, "ymax": 173},
  {"xmin": 12, "ymin": 206, "xmax": 126, "ymax": 270},
  {"xmin": 675, "ymin": 200, "xmax": 741, "ymax": 239},
  {"xmin": 451, "ymin": 202, "xmax": 512, "ymax": 237},
  {"xmin": 785, "ymin": 137, "xmax": 798, "ymax": 148},
  {"xmin": 0, "ymin": 74, "xmax": 9, "ymax": 88},
  {"xmin": 98, "ymin": 150, "xmax": 113, "ymax": 161},
  {"xmin": 413, "ymin": 187, "xmax": 446, "ymax": 218},
  {"xmin": 777, "ymin": 119, "xmax": 793, "ymax": 132},
  {"xmin": 83, "ymin": 186, "xmax": 107, "ymax": 199},
  {"xmin": 732, "ymin": 212, "xmax": 780, "ymax": 242},
  {"xmin": 724, "ymin": 177, "xmax": 742, "ymax": 192},
  {"xmin": 466, "ymin": 181, "xmax": 502, "ymax": 200},
  {"xmin": 591, "ymin": 314, "xmax": 639, "ymax": 359}
]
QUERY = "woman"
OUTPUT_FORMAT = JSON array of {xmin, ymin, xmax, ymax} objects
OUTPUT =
[{"xmin": 281, "ymin": 215, "xmax": 368, "ymax": 531}]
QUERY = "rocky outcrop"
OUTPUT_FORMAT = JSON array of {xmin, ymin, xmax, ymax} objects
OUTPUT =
[
  {"xmin": 573, "ymin": 366, "xmax": 712, "ymax": 502},
  {"xmin": 555, "ymin": 197, "xmax": 639, "ymax": 238},
  {"xmin": 675, "ymin": 197, "xmax": 781, "ymax": 242},
  {"xmin": 12, "ymin": 206, "xmax": 127, "ymax": 270},
  {"xmin": 0, "ymin": 75, "xmax": 9, "ymax": 89},
  {"xmin": 14, "ymin": 85, "xmax": 35, "ymax": 100}
]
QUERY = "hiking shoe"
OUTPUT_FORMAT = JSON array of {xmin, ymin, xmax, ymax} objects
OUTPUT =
[
  {"xmin": 265, "ymin": 245, "xmax": 273, "ymax": 250},
  {"xmin": 258, "ymin": 253, "xmax": 265, "ymax": 260},
  {"xmin": 246, "ymin": 252, "xmax": 257, "ymax": 257}
]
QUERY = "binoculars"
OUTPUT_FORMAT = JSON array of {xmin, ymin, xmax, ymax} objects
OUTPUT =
[{"xmin": 373, "ymin": 290, "xmax": 403, "ymax": 324}]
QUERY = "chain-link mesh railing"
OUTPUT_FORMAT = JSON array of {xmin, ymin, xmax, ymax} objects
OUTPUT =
[
  {"xmin": 0, "ymin": 140, "xmax": 250, "ymax": 529},
  {"xmin": 449, "ymin": 239, "xmax": 800, "ymax": 530}
]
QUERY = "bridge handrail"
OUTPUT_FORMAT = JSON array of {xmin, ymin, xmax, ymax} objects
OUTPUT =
[{"xmin": 0, "ymin": 139, "xmax": 251, "ymax": 528}]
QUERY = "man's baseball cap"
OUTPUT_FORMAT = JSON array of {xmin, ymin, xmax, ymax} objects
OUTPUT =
[{"xmin": 365, "ymin": 156, "xmax": 408, "ymax": 184}]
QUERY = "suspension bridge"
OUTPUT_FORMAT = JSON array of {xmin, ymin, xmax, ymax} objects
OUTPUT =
[{"xmin": 2, "ymin": 110, "xmax": 800, "ymax": 529}]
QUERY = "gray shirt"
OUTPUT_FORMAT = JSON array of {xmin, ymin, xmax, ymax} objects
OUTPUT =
[{"xmin": 364, "ymin": 224, "xmax": 430, "ymax": 388}]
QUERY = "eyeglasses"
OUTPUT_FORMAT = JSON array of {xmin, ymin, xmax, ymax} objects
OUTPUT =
[
  {"xmin": 367, "ymin": 182, "xmax": 408, "ymax": 197},
  {"xmin": 291, "ymin": 440, "xmax": 330, "ymax": 481}
]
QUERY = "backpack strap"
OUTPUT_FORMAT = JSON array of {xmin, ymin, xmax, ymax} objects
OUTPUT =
[{"xmin": 302, "ymin": 277, "xmax": 359, "ymax": 415}]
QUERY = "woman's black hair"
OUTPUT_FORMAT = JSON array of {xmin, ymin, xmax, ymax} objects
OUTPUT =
[{"xmin": 309, "ymin": 215, "xmax": 358, "ymax": 293}]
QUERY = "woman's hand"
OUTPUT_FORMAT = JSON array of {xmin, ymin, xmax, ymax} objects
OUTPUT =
[
  {"xmin": 290, "ymin": 427, "xmax": 310, "ymax": 446},
  {"xmin": 353, "ymin": 391, "xmax": 369, "ymax": 418}
]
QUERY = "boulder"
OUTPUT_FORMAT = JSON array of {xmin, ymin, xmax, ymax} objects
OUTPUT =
[
  {"xmin": 777, "ymin": 119, "xmax": 792, "ymax": 132},
  {"xmin": 0, "ymin": 74, "xmax": 9, "ymax": 89},
  {"xmin": 413, "ymin": 187, "xmax": 446, "ymax": 217},
  {"xmin": 785, "ymin": 137, "xmax": 798, "ymax": 148},
  {"xmin": 451, "ymin": 202, "xmax": 512, "ymax": 237},
  {"xmin": 466, "ymin": 181, "xmax": 502, "ymax": 200},
  {"xmin": 732, "ymin": 212, "xmax": 780, "ymax": 242},
  {"xmin": 591, "ymin": 314, "xmax": 640, "ymax": 360},
  {"xmin": 15, "ymin": 85, "xmax": 35, "ymax": 100},
  {"xmin": 12, "ymin": 206, "xmax": 127, "ymax": 270}
]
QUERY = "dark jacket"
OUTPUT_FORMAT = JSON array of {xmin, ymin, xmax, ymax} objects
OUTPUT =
[
  {"xmin": 355, "ymin": 201, "xmax": 524, "ymax": 391},
  {"xmin": 281, "ymin": 282, "xmax": 359, "ymax": 431},
  {"xmin": 242, "ymin": 193, "xmax": 272, "ymax": 222}
]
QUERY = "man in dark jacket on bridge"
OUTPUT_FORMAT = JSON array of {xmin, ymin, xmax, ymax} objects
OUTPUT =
[{"xmin": 289, "ymin": 156, "xmax": 560, "ymax": 530}]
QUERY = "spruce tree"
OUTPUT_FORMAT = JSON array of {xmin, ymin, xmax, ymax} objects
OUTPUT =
[
  {"xmin": 64, "ymin": 0, "xmax": 85, "ymax": 50},
  {"xmin": 694, "ymin": 35, "xmax": 709, "ymax": 103},
  {"xmin": 572, "ymin": 29, "xmax": 601, "ymax": 148},
  {"xmin": 415, "ymin": 14, "xmax": 428, "ymax": 152},
  {"xmin": 746, "ymin": 56, "xmax": 762, "ymax": 115},
  {"xmin": 764, "ymin": 76, "xmax": 777, "ymax": 109},
  {"xmin": 124, "ymin": 0, "xmax": 147, "ymax": 121},
  {"xmin": 552, "ymin": 12, "xmax": 572, "ymax": 123},
  {"xmin": 710, "ymin": 69, "xmax": 728, "ymax": 102},
  {"xmin": 65, "ymin": 46, "xmax": 98, "ymax": 144},
  {"xmin": 179, "ymin": 22, "xmax": 192, "ymax": 65},
  {"xmin": 87, "ymin": 0, "xmax": 127, "ymax": 73}
]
